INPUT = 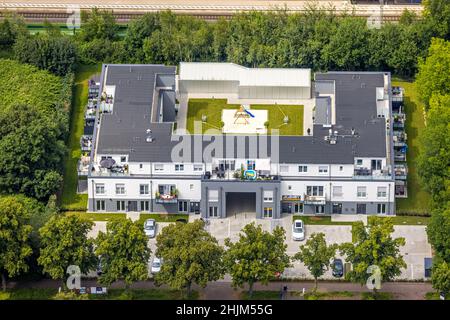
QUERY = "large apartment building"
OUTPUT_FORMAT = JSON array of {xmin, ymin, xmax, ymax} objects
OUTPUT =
[{"xmin": 81, "ymin": 62, "xmax": 398, "ymax": 219}]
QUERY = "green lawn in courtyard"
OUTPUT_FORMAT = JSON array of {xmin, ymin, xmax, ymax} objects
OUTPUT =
[
  {"xmin": 138, "ymin": 213, "xmax": 189, "ymax": 225},
  {"xmin": 292, "ymin": 215, "xmax": 429, "ymax": 225},
  {"xmin": 392, "ymin": 80, "xmax": 431, "ymax": 215},
  {"xmin": 60, "ymin": 64, "xmax": 102, "ymax": 211},
  {"xmin": 186, "ymin": 98, "xmax": 303, "ymax": 135},
  {"xmin": 66, "ymin": 211, "xmax": 127, "ymax": 222}
]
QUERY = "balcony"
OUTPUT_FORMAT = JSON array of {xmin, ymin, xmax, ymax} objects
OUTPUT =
[
  {"xmin": 77, "ymin": 155, "xmax": 90, "ymax": 176},
  {"xmin": 90, "ymin": 163, "xmax": 129, "ymax": 177},
  {"xmin": 393, "ymin": 131, "xmax": 407, "ymax": 147},
  {"xmin": 155, "ymin": 185, "xmax": 178, "ymax": 204},
  {"xmin": 395, "ymin": 180, "xmax": 408, "ymax": 198},
  {"xmin": 394, "ymin": 149, "xmax": 407, "ymax": 162},
  {"xmin": 353, "ymin": 167, "xmax": 392, "ymax": 180},
  {"xmin": 80, "ymin": 135, "xmax": 93, "ymax": 152},
  {"xmin": 394, "ymin": 164, "xmax": 408, "ymax": 180},
  {"xmin": 393, "ymin": 113, "xmax": 406, "ymax": 130},
  {"xmin": 304, "ymin": 194, "xmax": 326, "ymax": 205}
]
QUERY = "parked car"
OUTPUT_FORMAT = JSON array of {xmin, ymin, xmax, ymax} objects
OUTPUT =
[
  {"xmin": 292, "ymin": 219, "xmax": 305, "ymax": 241},
  {"xmin": 144, "ymin": 219, "xmax": 156, "ymax": 238},
  {"xmin": 332, "ymin": 258, "xmax": 344, "ymax": 278},
  {"xmin": 151, "ymin": 257, "xmax": 162, "ymax": 274}
]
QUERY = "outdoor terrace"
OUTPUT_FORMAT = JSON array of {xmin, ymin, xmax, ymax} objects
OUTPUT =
[{"xmin": 394, "ymin": 163, "xmax": 408, "ymax": 180}]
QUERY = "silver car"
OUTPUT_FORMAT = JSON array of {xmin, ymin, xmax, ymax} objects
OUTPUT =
[
  {"xmin": 292, "ymin": 219, "xmax": 305, "ymax": 241},
  {"xmin": 144, "ymin": 219, "xmax": 156, "ymax": 238}
]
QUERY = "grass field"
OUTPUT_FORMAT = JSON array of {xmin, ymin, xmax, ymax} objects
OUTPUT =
[
  {"xmin": 138, "ymin": 213, "xmax": 189, "ymax": 225},
  {"xmin": 392, "ymin": 80, "xmax": 431, "ymax": 215},
  {"xmin": 66, "ymin": 211, "xmax": 127, "ymax": 222},
  {"xmin": 60, "ymin": 64, "xmax": 102, "ymax": 211},
  {"xmin": 293, "ymin": 215, "xmax": 429, "ymax": 225},
  {"xmin": 186, "ymin": 99, "xmax": 303, "ymax": 135},
  {"xmin": 0, "ymin": 288, "xmax": 198, "ymax": 300}
]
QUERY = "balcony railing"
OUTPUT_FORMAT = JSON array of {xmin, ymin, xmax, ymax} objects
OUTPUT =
[
  {"xmin": 353, "ymin": 168, "xmax": 392, "ymax": 180},
  {"xmin": 304, "ymin": 194, "xmax": 326, "ymax": 205},
  {"xmin": 155, "ymin": 192, "xmax": 178, "ymax": 204}
]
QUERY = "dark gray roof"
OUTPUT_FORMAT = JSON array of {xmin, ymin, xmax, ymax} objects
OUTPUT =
[{"xmin": 96, "ymin": 66, "xmax": 387, "ymax": 164}]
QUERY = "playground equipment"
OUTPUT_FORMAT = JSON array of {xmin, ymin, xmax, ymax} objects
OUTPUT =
[{"xmin": 234, "ymin": 105, "xmax": 250, "ymax": 124}]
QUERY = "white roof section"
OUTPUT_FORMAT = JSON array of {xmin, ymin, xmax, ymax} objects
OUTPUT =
[{"xmin": 179, "ymin": 62, "xmax": 311, "ymax": 88}]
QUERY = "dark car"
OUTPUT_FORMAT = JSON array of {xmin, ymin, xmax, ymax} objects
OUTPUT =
[{"xmin": 332, "ymin": 258, "xmax": 344, "ymax": 278}]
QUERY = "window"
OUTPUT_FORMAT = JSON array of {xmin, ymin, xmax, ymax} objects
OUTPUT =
[
  {"xmin": 263, "ymin": 191, "xmax": 273, "ymax": 202},
  {"xmin": 115, "ymin": 184, "xmax": 125, "ymax": 195},
  {"xmin": 263, "ymin": 207, "xmax": 273, "ymax": 218},
  {"xmin": 116, "ymin": 201, "xmax": 125, "ymax": 211},
  {"xmin": 95, "ymin": 183, "xmax": 105, "ymax": 194},
  {"xmin": 371, "ymin": 159, "xmax": 382, "ymax": 171},
  {"xmin": 209, "ymin": 190, "xmax": 219, "ymax": 201},
  {"xmin": 280, "ymin": 165, "xmax": 289, "ymax": 173},
  {"xmin": 120, "ymin": 156, "xmax": 126, "ymax": 163},
  {"xmin": 315, "ymin": 205, "xmax": 325, "ymax": 214},
  {"xmin": 357, "ymin": 186, "xmax": 367, "ymax": 198},
  {"xmin": 193, "ymin": 164, "xmax": 203, "ymax": 171},
  {"xmin": 175, "ymin": 164, "xmax": 184, "ymax": 171},
  {"xmin": 306, "ymin": 186, "xmax": 324, "ymax": 196},
  {"xmin": 332, "ymin": 203, "xmax": 342, "ymax": 214},
  {"xmin": 339, "ymin": 166, "xmax": 344, "ymax": 171},
  {"xmin": 288, "ymin": 185, "xmax": 292, "ymax": 191},
  {"xmin": 247, "ymin": 160, "xmax": 255, "ymax": 170},
  {"xmin": 140, "ymin": 201, "xmax": 149, "ymax": 212},
  {"xmin": 357, "ymin": 203, "xmax": 366, "ymax": 214},
  {"xmin": 209, "ymin": 206, "xmax": 218, "ymax": 217},
  {"xmin": 178, "ymin": 201, "xmax": 188, "ymax": 212},
  {"xmin": 377, "ymin": 186, "xmax": 387, "ymax": 198},
  {"xmin": 356, "ymin": 159, "xmax": 363, "ymax": 166},
  {"xmin": 96, "ymin": 200, "xmax": 105, "ymax": 211},
  {"xmin": 190, "ymin": 184, "xmax": 194, "ymax": 190},
  {"xmin": 377, "ymin": 203, "xmax": 386, "ymax": 214},
  {"xmin": 298, "ymin": 165, "xmax": 308, "ymax": 173},
  {"xmin": 139, "ymin": 164, "xmax": 143, "ymax": 169},
  {"xmin": 140, "ymin": 184, "xmax": 149, "ymax": 195},
  {"xmin": 319, "ymin": 166, "xmax": 328, "ymax": 174},
  {"xmin": 154, "ymin": 164, "xmax": 164, "ymax": 171},
  {"xmin": 333, "ymin": 186, "xmax": 343, "ymax": 197}
]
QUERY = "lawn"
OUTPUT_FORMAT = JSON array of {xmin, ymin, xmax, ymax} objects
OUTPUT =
[
  {"xmin": 292, "ymin": 215, "xmax": 355, "ymax": 226},
  {"xmin": 240, "ymin": 290, "xmax": 281, "ymax": 300},
  {"xmin": 138, "ymin": 213, "xmax": 189, "ymax": 225},
  {"xmin": 302, "ymin": 291, "xmax": 355, "ymax": 300},
  {"xmin": 0, "ymin": 288, "xmax": 198, "ymax": 300},
  {"xmin": 186, "ymin": 98, "xmax": 303, "ymax": 135},
  {"xmin": 66, "ymin": 211, "xmax": 127, "ymax": 222},
  {"xmin": 392, "ymin": 80, "xmax": 431, "ymax": 215},
  {"xmin": 60, "ymin": 64, "xmax": 102, "ymax": 211},
  {"xmin": 292, "ymin": 215, "xmax": 429, "ymax": 225}
]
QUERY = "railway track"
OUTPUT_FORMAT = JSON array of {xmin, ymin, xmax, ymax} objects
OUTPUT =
[{"xmin": 0, "ymin": 1, "xmax": 424, "ymax": 23}]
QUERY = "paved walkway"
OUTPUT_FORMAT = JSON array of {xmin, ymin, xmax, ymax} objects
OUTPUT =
[{"xmin": 8, "ymin": 279, "xmax": 432, "ymax": 300}]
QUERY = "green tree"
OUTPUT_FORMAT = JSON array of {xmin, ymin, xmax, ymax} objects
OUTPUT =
[
  {"xmin": 431, "ymin": 261, "xmax": 450, "ymax": 298},
  {"xmin": 79, "ymin": 8, "xmax": 119, "ymax": 42},
  {"xmin": 417, "ymin": 94, "xmax": 450, "ymax": 203},
  {"xmin": 0, "ymin": 107, "xmax": 66, "ymax": 200},
  {"xmin": 14, "ymin": 34, "xmax": 77, "ymax": 76},
  {"xmin": 416, "ymin": 38, "xmax": 450, "ymax": 106},
  {"xmin": 154, "ymin": 220, "xmax": 224, "ymax": 296},
  {"xmin": 0, "ymin": 196, "xmax": 33, "ymax": 290},
  {"xmin": 124, "ymin": 13, "xmax": 160, "ymax": 63},
  {"xmin": 423, "ymin": 0, "xmax": 450, "ymax": 39},
  {"xmin": 224, "ymin": 223, "xmax": 291, "ymax": 296},
  {"xmin": 340, "ymin": 217, "xmax": 406, "ymax": 292},
  {"xmin": 294, "ymin": 233, "xmax": 337, "ymax": 291},
  {"xmin": 0, "ymin": 15, "xmax": 28, "ymax": 48},
  {"xmin": 427, "ymin": 207, "xmax": 450, "ymax": 263},
  {"xmin": 38, "ymin": 215, "xmax": 96, "ymax": 288},
  {"xmin": 95, "ymin": 219, "xmax": 150, "ymax": 289}
]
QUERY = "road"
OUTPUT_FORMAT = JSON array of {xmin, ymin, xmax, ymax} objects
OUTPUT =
[{"xmin": 8, "ymin": 278, "xmax": 433, "ymax": 300}]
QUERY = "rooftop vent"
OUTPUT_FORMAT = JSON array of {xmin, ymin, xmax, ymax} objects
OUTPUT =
[
  {"xmin": 146, "ymin": 136, "xmax": 154, "ymax": 143},
  {"xmin": 146, "ymin": 129, "xmax": 152, "ymax": 134}
]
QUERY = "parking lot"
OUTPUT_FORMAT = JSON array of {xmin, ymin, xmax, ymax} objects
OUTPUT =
[{"xmin": 88, "ymin": 214, "xmax": 432, "ymax": 281}]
